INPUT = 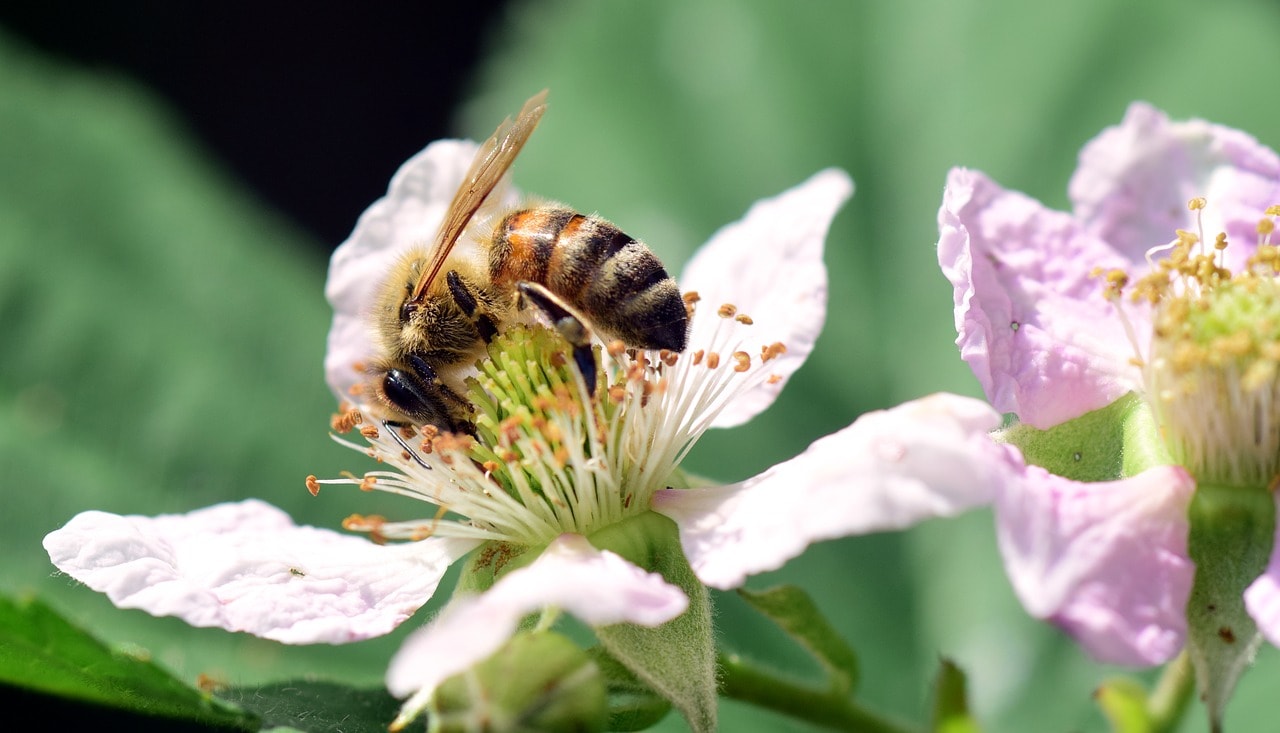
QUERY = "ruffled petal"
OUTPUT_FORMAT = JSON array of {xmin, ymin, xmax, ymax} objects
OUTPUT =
[
  {"xmin": 995, "ymin": 465, "xmax": 1195, "ymax": 666},
  {"xmin": 653, "ymin": 393, "xmax": 1013, "ymax": 589},
  {"xmin": 1070, "ymin": 102, "xmax": 1280, "ymax": 271},
  {"xmin": 43, "ymin": 500, "xmax": 479, "ymax": 644},
  {"xmin": 1243, "ymin": 494, "xmax": 1280, "ymax": 647},
  {"xmin": 679, "ymin": 169, "xmax": 853, "ymax": 429},
  {"xmin": 385, "ymin": 534, "xmax": 687, "ymax": 700},
  {"xmin": 323, "ymin": 139, "xmax": 522, "ymax": 402},
  {"xmin": 939, "ymin": 167, "xmax": 1144, "ymax": 429}
]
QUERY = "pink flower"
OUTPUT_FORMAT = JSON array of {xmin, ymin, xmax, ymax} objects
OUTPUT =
[{"xmin": 938, "ymin": 102, "xmax": 1280, "ymax": 669}]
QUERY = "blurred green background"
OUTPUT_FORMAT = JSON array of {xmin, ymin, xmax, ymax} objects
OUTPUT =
[{"xmin": 5, "ymin": 0, "xmax": 1280, "ymax": 730}]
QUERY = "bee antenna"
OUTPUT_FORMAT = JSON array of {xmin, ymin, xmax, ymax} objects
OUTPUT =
[{"xmin": 382, "ymin": 420, "xmax": 431, "ymax": 470}]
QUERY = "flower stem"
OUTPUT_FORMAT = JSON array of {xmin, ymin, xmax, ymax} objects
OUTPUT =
[
  {"xmin": 718, "ymin": 653, "xmax": 918, "ymax": 733},
  {"xmin": 1148, "ymin": 651, "xmax": 1194, "ymax": 733}
]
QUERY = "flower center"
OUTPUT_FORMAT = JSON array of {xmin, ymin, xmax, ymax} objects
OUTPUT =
[
  {"xmin": 308, "ymin": 294, "xmax": 787, "ymax": 546},
  {"xmin": 1104, "ymin": 200, "xmax": 1280, "ymax": 487}
]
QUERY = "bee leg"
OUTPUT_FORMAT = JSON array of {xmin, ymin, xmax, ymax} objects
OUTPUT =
[
  {"xmin": 515, "ymin": 281, "xmax": 598, "ymax": 395},
  {"xmin": 446, "ymin": 270, "xmax": 500, "ymax": 342}
]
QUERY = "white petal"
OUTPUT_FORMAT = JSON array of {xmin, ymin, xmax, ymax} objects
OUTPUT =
[
  {"xmin": 386, "ymin": 534, "xmax": 687, "ymax": 699},
  {"xmin": 678, "ymin": 169, "xmax": 853, "ymax": 429},
  {"xmin": 996, "ymin": 465, "xmax": 1195, "ymax": 666},
  {"xmin": 653, "ymin": 394, "xmax": 1011, "ymax": 589},
  {"xmin": 43, "ymin": 500, "xmax": 479, "ymax": 644},
  {"xmin": 323, "ymin": 140, "xmax": 522, "ymax": 402}
]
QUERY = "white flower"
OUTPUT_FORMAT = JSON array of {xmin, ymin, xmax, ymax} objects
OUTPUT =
[{"xmin": 44, "ymin": 137, "xmax": 1006, "ymax": 715}]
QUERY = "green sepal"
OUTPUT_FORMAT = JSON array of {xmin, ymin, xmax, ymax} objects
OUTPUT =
[
  {"xmin": 929, "ymin": 658, "xmax": 981, "ymax": 733},
  {"xmin": 590, "ymin": 512, "xmax": 717, "ymax": 733},
  {"xmin": 1185, "ymin": 483, "xmax": 1275, "ymax": 731},
  {"xmin": 0, "ymin": 594, "xmax": 256, "ymax": 730},
  {"xmin": 585, "ymin": 648, "xmax": 673, "ymax": 731},
  {"xmin": 736, "ymin": 584, "xmax": 858, "ymax": 695},
  {"xmin": 996, "ymin": 393, "xmax": 1145, "ymax": 481},
  {"xmin": 430, "ymin": 631, "xmax": 607, "ymax": 733}
]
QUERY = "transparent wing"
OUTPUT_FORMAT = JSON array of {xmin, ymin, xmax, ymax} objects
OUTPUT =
[{"xmin": 411, "ymin": 90, "xmax": 549, "ymax": 300}]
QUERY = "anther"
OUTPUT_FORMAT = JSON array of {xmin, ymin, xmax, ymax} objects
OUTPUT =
[
  {"xmin": 660, "ymin": 349, "xmax": 678, "ymax": 367},
  {"xmin": 607, "ymin": 340, "xmax": 626, "ymax": 357},
  {"xmin": 735, "ymin": 314, "xmax": 754, "ymax": 325},
  {"xmin": 305, "ymin": 475, "xmax": 321, "ymax": 496},
  {"xmin": 761, "ymin": 342, "xmax": 787, "ymax": 362},
  {"xmin": 360, "ymin": 475, "xmax": 378, "ymax": 492},
  {"xmin": 360, "ymin": 425, "xmax": 380, "ymax": 439},
  {"xmin": 718, "ymin": 304, "xmax": 738, "ymax": 318},
  {"xmin": 682, "ymin": 291, "xmax": 701, "ymax": 304},
  {"xmin": 1188, "ymin": 197, "xmax": 1208, "ymax": 211},
  {"xmin": 706, "ymin": 352, "xmax": 721, "ymax": 369},
  {"xmin": 732, "ymin": 351, "xmax": 751, "ymax": 372},
  {"xmin": 692, "ymin": 349, "xmax": 705, "ymax": 366}
]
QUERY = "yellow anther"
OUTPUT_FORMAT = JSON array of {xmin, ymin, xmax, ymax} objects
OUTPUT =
[
  {"xmin": 1188, "ymin": 197, "xmax": 1208, "ymax": 211},
  {"xmin": 718, "ymin": 303, "xmax": 738, "ymax": 318}
]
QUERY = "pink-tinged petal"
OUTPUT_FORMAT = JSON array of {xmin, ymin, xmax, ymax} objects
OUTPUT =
[
  {"xmin": 1243, "ymin": 494, "xmax": 1280, "ymax": 647},
  {"xmin": 679, "ymin": 169, "xmax": 853, "ymax": 429},
  {"xmin": 653, "ymin": 393, "xmax": 1014, "ymax": 589},
  {"xmin": 43, "ymin": 500, "xmax": 479, "ymax": 644},
  {"xmin": 324, "ymin": 140, "xmax": 522, "ymax": 402},
  {"xmin": 385, "ymin": 534, "xmax": 686, "ymax": 699},
  {"xmin": 1071, "ymin": 102, "xmax": 1280, "ymax": 270},
  {"xmin": 995, "ymin": 465, "xmax": 1195, "ymax": 666},
  {"xmin": 939, "ymin": 168, "xmax": 1144, "ymax": 429}
]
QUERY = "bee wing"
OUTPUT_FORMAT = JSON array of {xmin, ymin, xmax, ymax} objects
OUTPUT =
[{"xmin": 411, "ymin": 90, "xmax": 549, "ymax": 300}]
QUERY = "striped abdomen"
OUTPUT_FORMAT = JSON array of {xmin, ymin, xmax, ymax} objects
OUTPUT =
[{"xmin": 490, "ymin": 207, "xmax": 689, "ymax": 352}]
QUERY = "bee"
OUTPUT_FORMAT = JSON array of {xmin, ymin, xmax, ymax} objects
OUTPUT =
[{"xmin": 367, "ymin": 91, "xmax": 689, "ymax": 434}]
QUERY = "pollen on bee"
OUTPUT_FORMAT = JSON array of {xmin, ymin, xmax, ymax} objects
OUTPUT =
[
  {"xmin": 718, "ymin": 303, "xmax": 738, "ymax": 318},
  {"xmin": 305, "ymin": 475, "xmax": 321, "ymax": 496},
  {"xmin": 732, "ymin": 351, "xmax": 751, "ymax": 372}
]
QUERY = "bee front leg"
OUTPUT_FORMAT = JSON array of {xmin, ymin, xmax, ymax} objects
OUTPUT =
[
  {"xmin": 446, "ymin": 270, "xmax": 500, "ymax": 343},
  {"xmin": 515, "ymin": 281, "xmax": 598, "ymax": 396}
]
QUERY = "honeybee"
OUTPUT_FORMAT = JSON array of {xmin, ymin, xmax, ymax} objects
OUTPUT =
[{"xmin": 367, "ymin": 90, "xmax": 690, "ymax": 434}]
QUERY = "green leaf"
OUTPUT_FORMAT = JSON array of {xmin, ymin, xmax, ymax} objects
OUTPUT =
[
  {"xmin": 217, "ymin": 680, "xmax": 413, "ymax": 733},
  {"xmin": 0, "ymin": 594, "xmax": 255, "ymax": 730},
  {"xmin": 928, "ymin": 658, "xmax": 980, "ymax": 733},
  {"xmin": 736, "ymin": 584, "xmax": 858, "ymax": 695}
]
